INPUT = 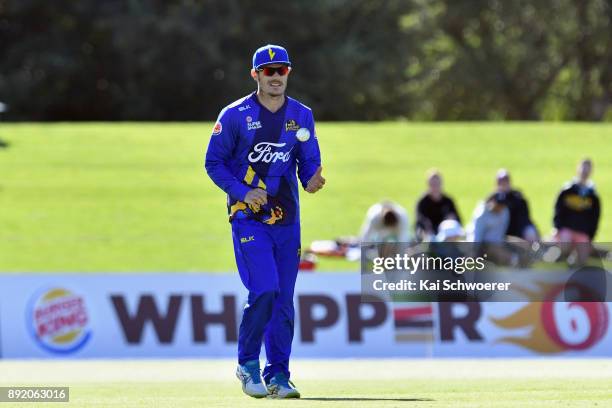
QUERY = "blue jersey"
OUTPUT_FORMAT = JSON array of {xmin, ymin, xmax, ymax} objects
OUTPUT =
[{"xmin": 205, "ymin": 92, "xmax": 321, "ymax": 225}]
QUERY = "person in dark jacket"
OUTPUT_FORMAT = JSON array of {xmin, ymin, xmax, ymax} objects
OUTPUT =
[
  {"xmin": 415, "ymin": 169, "xmax": 461, "ymax": 241},
  {"xmin": 494, "ymin": 169, "xmax": 539, "ymax": 242},
  {"xmin": 553, "ymin": 158, "xmax": 600, "ymax": 265}
]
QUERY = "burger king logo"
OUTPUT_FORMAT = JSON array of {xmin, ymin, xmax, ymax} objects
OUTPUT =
[{"xmin": 28, "ymin": 288, "xmax": 92, "ymax": 354}]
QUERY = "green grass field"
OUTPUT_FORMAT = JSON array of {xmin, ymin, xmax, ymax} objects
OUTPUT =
[
  {"xmin": 0, "ymin": 359, "xmax": 610, "ymax": 407},
  {"xmin": 0, "ymin": 123, "xmax": 610, "ymax": 272}
]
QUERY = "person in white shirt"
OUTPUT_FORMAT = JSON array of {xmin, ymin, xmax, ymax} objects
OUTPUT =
[{"xmin": 360, "ymin": 200, "xmax": 411, "ymax": 243}]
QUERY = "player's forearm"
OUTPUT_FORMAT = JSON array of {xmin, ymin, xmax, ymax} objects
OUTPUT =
[
  {"xmin": 205, "ymin": 161, "xmax": 250, "ymax": 201},
  {"xmin": 298, "ymin": 159, "xmax": 321, "ymax": 188}
]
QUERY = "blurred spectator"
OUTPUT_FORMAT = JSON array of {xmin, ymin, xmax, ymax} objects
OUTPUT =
[
  {"xmin": 470, "ymin": 193, "xmax": 509, "ymax": 244},
  {"xmin": 468, "ymin": 193, "xmax": 517, "ymax": 265},
  {"xmin": 415, "ymin": 169, "xmax": 461, "ymax": 241},
  {"xmin": 435, "ymin": 219, "xmax": 465, "ymax": 242},
  {"xmin": 360, "ymin": 200, "xmax": 410, "ymax": 243},
  {"xmin": 429, "ymin": 219, "xmax": 466, "ymax": 259},
  {"xmin": 553, "ymin": 158, "xmax": 600, "ymax": 265},
  {"xmin": 494, "ymin": 169, "xmax": 539, "ymax": 242}
]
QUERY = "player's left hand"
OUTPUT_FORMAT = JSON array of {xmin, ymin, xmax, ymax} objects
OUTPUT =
[{"xmin": 306, "ymin": 166, "xmax": 325, "ymax": 193}]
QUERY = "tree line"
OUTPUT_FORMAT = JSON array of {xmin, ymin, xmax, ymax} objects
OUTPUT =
[{"xmin": 1, "ymin": 0, "xmax": 611, "ymax": 121}]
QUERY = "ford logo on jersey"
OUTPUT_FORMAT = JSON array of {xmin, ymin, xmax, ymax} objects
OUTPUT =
[{"xmin": 248, "ymin": 142, "xmax": 293, "ymax": 163}]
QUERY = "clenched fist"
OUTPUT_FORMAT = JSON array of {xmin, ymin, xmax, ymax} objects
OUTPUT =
[
  {"xmin": 305, "ymin": 166, "xmax": 325, "ymax": 193},
  {"xmin": 244, "ymin": 188, "xmax": 267, "ymax": 206}
]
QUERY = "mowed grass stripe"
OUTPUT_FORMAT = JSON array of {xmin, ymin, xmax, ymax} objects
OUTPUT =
[{"xmin": 0, "ymin": 359, "xmax": 611, "ymax": 407}]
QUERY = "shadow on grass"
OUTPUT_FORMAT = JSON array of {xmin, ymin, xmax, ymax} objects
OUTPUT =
[{"xmin": 299, "ymin": 397, "xmax": 433, "ymax": 402}]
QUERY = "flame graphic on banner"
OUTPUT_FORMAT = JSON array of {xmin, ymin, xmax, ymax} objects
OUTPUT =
[
  {"xmin": 490, "ymin": 282, "xmax": 565, "ymax": 353},
  {"xmin": 491, "ymin": 302, "xmax": 564, "ymax": 353},
  {"xmin": 490, "ymin": 281, "xmax": 609, "ymax": 353}
]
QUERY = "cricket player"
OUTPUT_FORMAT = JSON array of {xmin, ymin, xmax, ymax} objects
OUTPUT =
[{"xmin": 205, "ymin": 44, "xmax": 324, "ymax": 399}]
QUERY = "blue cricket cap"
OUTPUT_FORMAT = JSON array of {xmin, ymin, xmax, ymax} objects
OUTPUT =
[{"xmin": 252, "ymin": 44, "xmax": 291, "ymax": 70}]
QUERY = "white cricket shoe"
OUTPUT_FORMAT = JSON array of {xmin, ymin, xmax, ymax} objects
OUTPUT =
[
  {"xmin": 266, "ymin": 373, "xmax": 301, "ymax": 399},
  {"xmin": 236, "ymin": 360, "xmax": 268, "ymax": 398}
]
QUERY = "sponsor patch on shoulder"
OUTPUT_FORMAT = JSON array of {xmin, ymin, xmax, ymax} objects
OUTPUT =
[
  {"xmin": 296, "ymin": 128, "xmax": 310, "ymax": 142},
  {"xmin": 285, "ymin": 119, "xmax": 300, "ymax": 131},
  {"xmin": 212, "ymin": 121, "xmax": 222, "ymax": 135}
]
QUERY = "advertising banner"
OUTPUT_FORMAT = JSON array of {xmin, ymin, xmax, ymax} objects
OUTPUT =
[{"xmin": 0, "ymin": 273, "xmax": 609, "ymax": 358}]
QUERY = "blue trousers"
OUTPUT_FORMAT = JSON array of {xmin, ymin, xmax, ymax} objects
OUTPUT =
[{"xmin": 231, "ymin": 218, "xmax": 300, "ymax": 382}]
